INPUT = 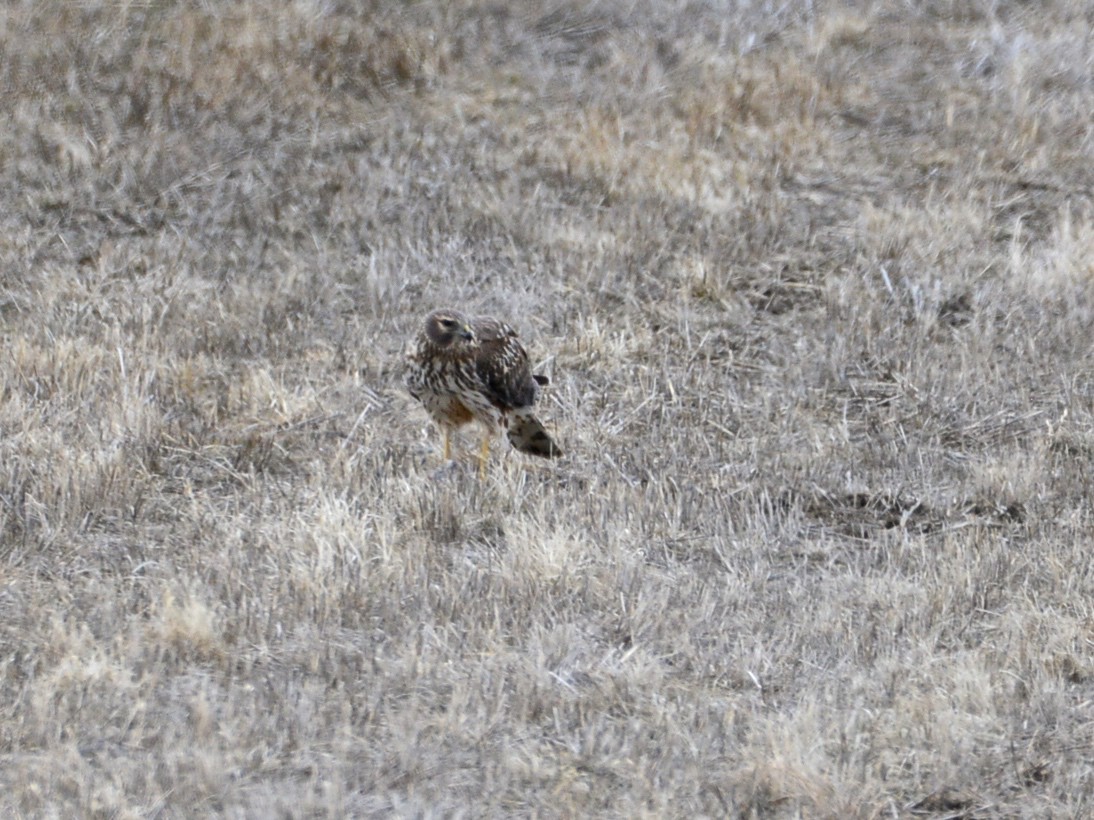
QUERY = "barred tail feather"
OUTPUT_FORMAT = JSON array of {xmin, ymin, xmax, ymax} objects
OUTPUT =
[{"xmin": 507, "ymin": 411, "xmax": 562, "ymax": 458}]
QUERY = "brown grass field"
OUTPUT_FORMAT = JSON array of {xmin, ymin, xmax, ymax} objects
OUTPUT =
[{"xmin": 1, "ymin": 1, "xmax": 1093, "ymax": 817}]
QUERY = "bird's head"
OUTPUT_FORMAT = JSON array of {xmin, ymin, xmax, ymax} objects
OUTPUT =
[{"xmin": 423, "ymin": 309, "xmax": 475, "ymax": 348}]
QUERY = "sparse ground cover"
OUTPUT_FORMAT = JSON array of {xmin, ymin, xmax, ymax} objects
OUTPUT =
[{"xmin": 1, "ymin": 1, "xmax": 1092, "ymax": 816}]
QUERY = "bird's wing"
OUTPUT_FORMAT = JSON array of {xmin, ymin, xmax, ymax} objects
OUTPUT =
[{"xmin": 472, "ymin": 317, "xmax": 538, "ymax": 410}]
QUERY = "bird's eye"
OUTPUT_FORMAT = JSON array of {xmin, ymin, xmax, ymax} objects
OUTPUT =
[{"xmin": 439, "ymin": 318, "xmax": 455, "ymax": 327}]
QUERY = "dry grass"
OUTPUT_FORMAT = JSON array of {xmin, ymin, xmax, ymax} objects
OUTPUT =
[{"xmin": 1, "ymin": 0, "xmax": 1093, "ymax": 816}]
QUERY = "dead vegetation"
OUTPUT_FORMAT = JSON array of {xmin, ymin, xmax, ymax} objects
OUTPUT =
[{"xmin": 1, "ymin": 0, "xmax": 1092, "ymax": 816}]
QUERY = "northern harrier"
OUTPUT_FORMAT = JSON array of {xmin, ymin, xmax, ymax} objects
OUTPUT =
[{"xmin": 405, "ymin": 308, "xmax": 562, "ymax": 474}]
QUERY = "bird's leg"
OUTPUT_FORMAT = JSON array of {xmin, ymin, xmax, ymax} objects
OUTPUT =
[
  {"xmin": 478, "ymin": 433, "xmax": 491, "ymax": 479},
  {"xmin": 443, "ymin": 427, "xmax": 452, "ymax": 461}
]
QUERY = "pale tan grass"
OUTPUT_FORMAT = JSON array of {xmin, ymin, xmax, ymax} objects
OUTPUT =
[{"xmin": 2, "ymin": 0, "xmax": 1093, "ymax": 817}]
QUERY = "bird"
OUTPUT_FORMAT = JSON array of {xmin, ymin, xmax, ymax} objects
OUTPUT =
[{"xmin": 405, "ymin": 308, "xmax": 562, "ymax": 475}]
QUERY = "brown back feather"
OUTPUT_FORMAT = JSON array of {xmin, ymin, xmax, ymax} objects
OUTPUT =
[{"xmin": 472, "ymin": 317, "xmax": 539, "ymax": 410}]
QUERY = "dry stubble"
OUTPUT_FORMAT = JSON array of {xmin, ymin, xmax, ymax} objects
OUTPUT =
[{"xmin": 1, "ymin": 1, "xmax": 1093, "ymax": 817}]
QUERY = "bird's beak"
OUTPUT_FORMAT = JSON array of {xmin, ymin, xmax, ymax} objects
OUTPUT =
[{"xmin": 459, "ymin": 324, "xmax": 474, "ymax": 341}]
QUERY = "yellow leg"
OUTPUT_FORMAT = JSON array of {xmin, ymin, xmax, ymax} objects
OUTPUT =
[
  {"xmin": 479, "ymin": 434, "xmax": 491, "ymax": 479},
  {"xmin": 443, "ymin": 428, "xmax": 452, "ymax": 461}
]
